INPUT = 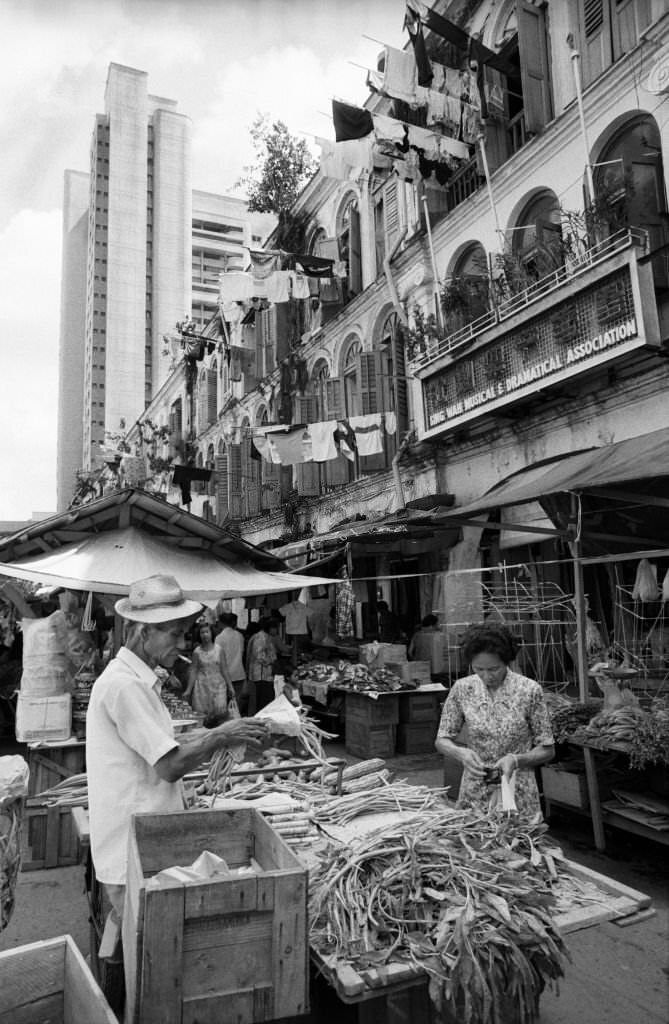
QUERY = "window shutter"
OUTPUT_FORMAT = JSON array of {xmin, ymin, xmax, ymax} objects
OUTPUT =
[
  {"xmin": 394, "ymin": 331, "xmax": 409, "ymax": 439},
  {"xmin": 384, "ymin": 178, "xmax": 401, "ymax": 255},
  {"xmin": 579, "ymin": 0, "xmax": 611, "ymax": 87},
  {"xmin": 357, "ymin": 351, "xmax": 387, "ymax": 471},
  {"xmin": 229, "ymin": 443, "xmax": 242, "ymax": 518},
  {"xmin": 517, "ymin": 1, "xmax": 553, "ymax": 134},
  {"xmin": 207, "ymin": 369, "xmax": 217, "ymax": 427},
  {"xmin": 243, "ymin": 438, "xmax": 260, "ymax": 516},
  {"xmin": 293, "ymin": 396, "xmax": 320, "ymax": 497},
  {"xmin": 325, "ymin": 377, "xmax": 345, "ymax": 421},
  {"xmin": 215, "ymin": 452, "xmax": 229, "ymax": 524},
  {"xmin": 275, "ymin": 304, "xmax": 292, "ymax": 364},
  {"xmin": 612, "ymin": 0, "xmax": 651, "ymax": 61},
  {"xmin": 349, "ymin": 206, "xmax": 362, "ymax": 295},
  {"xmin": 262, "ymin": 453, "xmax": 281, "ymax": 510}
]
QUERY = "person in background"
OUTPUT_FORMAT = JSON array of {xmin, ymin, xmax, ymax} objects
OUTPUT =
[
  {"xmin": 86, "ymin": 575, "xmax": 269, "ymax": 936},
  {"xmin": 215, "ymin": 612, "xmax": 248, "ymax": 715},
  {"xmin": 183, "ymin": 621, "xmax": 234, "ymax": 724},
  {"xmin": 377, "ymin": 599, "xmax": 400, "ymax": 642},
  {"xmin": 408, "ymin": 613, "xmax": 439, "ymax": 659},
  {"xmin": 435, "ymin": 622, "xmax": 554, "ymax": 820},
  {"xmin": 245, "ymin": 617, "xmax": 279, "ymax": 713}
]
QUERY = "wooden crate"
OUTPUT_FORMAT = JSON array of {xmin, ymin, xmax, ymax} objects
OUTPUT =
[
  {"xmin": 27, "ymin": 742, "xmax": 86, "ymax": 797},
  {"xmin": 345, "ymin": 692, "xmax": 399, "ymax": 726},
  {"xmin": 123, "ymin": 807, "xmax": 309, "ymax": 1024},
  {"xmin": 541, "ymin": 763, "xmax": 589, "ymax": 809},
  {"xmin": 346, "ymin": 721, "xmax": 397, "ymax": 759},
  {"xmin": 396, "ymin": 722, "xmax": 437, "ymax": 755},
  {"xmin": 0, "ymin": 934, "xmax": 117, "ymax": 1024},
  {"xmin": 398, "ymin": 691, "xmax": 440, "ymax": 724},
  {"xmin": 23, "ymin": 801, "xmax": 80, "ymax": 871}
]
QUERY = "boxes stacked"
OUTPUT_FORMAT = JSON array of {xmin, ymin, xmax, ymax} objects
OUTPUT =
[
  {"xmin": 396, "ymin": 689, "xmax": 442, "ymax": 754},
  {"xmin": 344, "ymin": 692, "xmax": 399, "ymax": 758},
  {"xmin": 385, "ymin": 660, "xmax": 432, "ymax": 688},
  {"xmin": 15, "ymin": 694, "xmax": 72, "ymax": 744},
  {"xmin": 359, "ymin": 643, "xmax": 407, "ymax": 670},
  {"xmin": 24, "ymin": 742, "xmax": 86, "ymax": 870},
  {"xmin": 123, "ymin": 807, "xmax": 309, "ymax": 1024}
]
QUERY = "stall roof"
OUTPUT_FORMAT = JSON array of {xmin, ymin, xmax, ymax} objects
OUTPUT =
[
  {"xmin": 0, "ymin": 490, "xmax": 337, "ymax": 599},
  {"xmin": 441, "ymin": 427, "xmax": 669, "ymax": 518}
]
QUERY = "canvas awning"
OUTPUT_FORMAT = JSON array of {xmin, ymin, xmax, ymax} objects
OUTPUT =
[{"xmin": 442, "ymin": 426, "xmax": 669, "ymax": 518}]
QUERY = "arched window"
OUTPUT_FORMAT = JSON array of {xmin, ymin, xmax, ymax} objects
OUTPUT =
[
  {"xmin": 343, "ymin": 338, "xmax": 363, "ymax": 417},
  {"xmin": 445, "ymin": 243, "xmax": 490, "ymax": 331},
  {"xmin": 594, "ymin": 116, "xmax": 669, "ymax": 289},
  {"xmin": 339, "ymin": 195, "xmax": 362, "ymax": 300},
  {"xmin": 208, "ymin": 360, "xmax": 218, "ymax": 425},
  {"xmin": 240, "ymin": 416, "xmax": 259, "ymax": 517},
  {"xmin": 510, "ymin": 191, "xmax": 562, "ymax": 284},
  {"xmin": 197, "ymin": 370, "xmax": 208, "ymax": 433}
]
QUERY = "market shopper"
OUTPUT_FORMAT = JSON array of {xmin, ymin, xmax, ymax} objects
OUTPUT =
[
  {"xmin": 183, "ymin": 620, "xmax": 234, "ymax": 723},
  {"xmin": 245, "ymin": 617, "xmax": 279, "ymax": 713},
  {"xmin": 435, "ymin": 622, "xmax": 555, "ymax": 819},
  {"xmin": 214, "ymin": 612, "xmax": 248, "ymax": 714},
  {"xmin": 86, "ymin": 575, "xmax": 269, "ymax": 926}
]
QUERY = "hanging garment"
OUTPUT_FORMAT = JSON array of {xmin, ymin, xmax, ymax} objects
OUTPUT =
[
  {"xmin": 309, "ymin": 421, "xmax": 338, "ymax": 462},
  {"xmin": 289, "ymin": 271, "xmax": 311, "ymax": 299},
  {"xmin": 332, "ymin": 99, "xmax": 374, "ymax": 141},
  {"xmin": 294, "ymin": 254, "xmax": 334, "ymax": 278},
  {"xmin": 252, "ymin": 435, "xmax": 282, "ymax": 464},
  {"xmin": 264, "ymin": 428, "xmax": 313, "ymax": 465},
  {"xmin": 317, "ymin": 137, "xmax": 359, "ymax": 180},
  {"xmin": 335, "ymin": 421, "xmax": 357, "ymax": 461},
  {"xmin": 248, "ymin": 250, "xmax": 279, "ymax": 281},
  {"xmin": 335, "ymin": 578, "xmax": 355, "ymax": 638},
  {"xmin": 384, "ymin": 411, "xmax": 397, "ymax": 435},
  {"xmin": 381, "ymin": 45, "xmax": 417, "ymax": 104},
  {"xmin": 265, "ymin": 271, "xmax": 291, "ymax": 303},
  {"xmin": 349, "ymin": 414, "xmax": 384, "ymax": 456},
  {"xmin": 372, "ymin": 112, "xmax": 408, "ymax": 145},
  {"xmin": 404, "ymin": 4, "xmax": 433, "ymax": 86}
]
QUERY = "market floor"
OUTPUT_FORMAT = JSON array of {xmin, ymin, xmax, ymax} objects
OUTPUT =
[{"xmin": 2, "ymin": 745, "xmax": 667, "ymax": 1024}]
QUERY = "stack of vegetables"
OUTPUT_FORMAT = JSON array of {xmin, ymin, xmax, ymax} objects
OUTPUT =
[
  {"xmin": 571, "ymin": 705, "xmax": 647, "ymax": 748},
  {"xmin": 629, "ymin": 697, "xmax": 669, "ymax": 770},
  {"xmin": 309, "ymin": 810, "xmax": 569, "ymax": 1024},
  {"xmin": 547, "ymin": 698, "xmax": 603, "ymax": 744}
]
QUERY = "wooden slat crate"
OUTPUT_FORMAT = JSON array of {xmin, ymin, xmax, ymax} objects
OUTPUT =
[
  {"xmin": 346, "ymin": 721, "xmax": 397, "ymax": 759},
  {"xmin": 23, "ymin": 801, "xmax": 80, "ymax": 871},
  {"xmin": 396, "ymin": 722, "xmax": 437, "ymax": 755},
  {"xmin": 0, "ymin": 934, "xmax": 117, "ymax": 1024},
  {"xmin": 27, "ymin": 742, "xmax": 86, "ymax": 797},
  {"xmin": 123, "ymin": 807, "xmax": 309, "ymax": 1024},
  {"xmin": 345, "ymin": 692, "xmax": 399, "ymax": 726},
  {"xmin": 398, "ymin": 691, "xmax": 440, "ymax": 724}
]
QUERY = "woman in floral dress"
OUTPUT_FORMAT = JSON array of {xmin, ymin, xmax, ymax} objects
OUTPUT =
[
  {"xmin": 184, "ymin": 621, "xmax": 233, "ymax": 723},
  {"xmin": 436, "ymin": 623, "xmax": 555, "ymax": 819}
]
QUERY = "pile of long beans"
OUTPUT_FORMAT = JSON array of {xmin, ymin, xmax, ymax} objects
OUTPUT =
[
  {"xmin": 309, "ymin": 809, "xmax": 569, "ymax": 1024},
  {"xmin": 314, "ymin": 781, "xmax": 451, "ymax": 824}
]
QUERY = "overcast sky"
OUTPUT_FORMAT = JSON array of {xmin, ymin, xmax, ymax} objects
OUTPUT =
[{"xmin": 0, "ymin": 0, "xmax": 406, "ymax": 521}]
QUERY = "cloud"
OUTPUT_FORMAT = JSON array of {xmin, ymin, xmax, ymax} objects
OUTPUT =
[{"xmin": 0, "ymin": 208, "xmax": 61, "ymax": 519}]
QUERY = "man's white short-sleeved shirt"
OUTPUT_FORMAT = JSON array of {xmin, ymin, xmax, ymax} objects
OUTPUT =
[{"xmin": 86, "ymin": 647, "xmax": 183, "ymax": 885}]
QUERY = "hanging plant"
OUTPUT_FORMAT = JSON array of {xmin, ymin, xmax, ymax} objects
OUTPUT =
[{"xmin": 402, "ymin": 305, "xmax": 441, "ymax": 360}]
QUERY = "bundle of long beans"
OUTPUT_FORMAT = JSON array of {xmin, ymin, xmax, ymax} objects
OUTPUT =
[
  {"xmin": 33, "ymin": 773, "xmax": 88, "ymax": 807},
  {"xmin": 309, "ymin": 810, "xmax": 569, "ymax": 1024},
  {"xmin": 314, "ymin": 780, "xmax": 451, "ymax": 824}
]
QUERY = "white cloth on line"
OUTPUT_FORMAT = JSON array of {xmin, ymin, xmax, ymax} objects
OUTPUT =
[
  {"xmin": 309, "ymin": 421, "xmax": 338, "ymax": 462},
  {"xmin": 219, "ymin": 272, "xmax": 256, "ymax": 303},
  {"xmin": 384, "ymin": 411, "xmax": 397, "ymax": 435},
  {"xmin": 349, "ymin": 414, "xmax": 384, "ymax": 456},
  {"xmin": 382, "ymin": 45, "xmax": 417, "ymax": 104}
]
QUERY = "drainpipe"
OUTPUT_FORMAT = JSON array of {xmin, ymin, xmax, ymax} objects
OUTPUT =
[{"xmin": 392, "ymin": 427, "xmax": 417, "ymax": 510}]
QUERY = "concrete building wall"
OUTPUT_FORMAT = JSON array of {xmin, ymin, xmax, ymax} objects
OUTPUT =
[
  {"xmin": 103, "ymin": 64, "xmax": 149, "ymax": 438},
  {"xmin": 57, "ymin": 170, "xmax": 89, "ymax": 510},
  {"xmin": 152, "ymin": 108, "xmax": 192, "ymax": 392}
]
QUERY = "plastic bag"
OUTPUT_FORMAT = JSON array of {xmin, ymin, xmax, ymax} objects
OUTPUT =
[
  {"xmin": 20, "ymin": 611, "xmax": 72, "ymax": 696},
  {"xmin": 632, "ymin": 559, "xmax": 660, "ymax": 602},
  {"xmin": 0, "ymin": 755, "xmax": 29, "ymax": 809},
  {"xmin": 254, "ymin": 693, "xmax": 302, "ymax": 736}
]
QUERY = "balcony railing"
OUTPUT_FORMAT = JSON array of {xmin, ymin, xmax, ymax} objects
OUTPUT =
[{"xmin": 409, "ymin": 228, "xmax": 648, "ymax": 369}]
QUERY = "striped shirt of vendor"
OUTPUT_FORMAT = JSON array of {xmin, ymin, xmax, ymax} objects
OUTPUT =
[{"xmin": 86, "ymin": 647, "xmax": 184, "ymax": 885}]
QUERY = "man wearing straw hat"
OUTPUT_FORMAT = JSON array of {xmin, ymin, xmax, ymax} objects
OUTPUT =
[{"xmin": 86, "ymin": 574, "xmax": 269, "ymax": 935}]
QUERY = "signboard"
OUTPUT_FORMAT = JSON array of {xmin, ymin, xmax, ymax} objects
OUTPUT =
[{"xmin": 423, "ymin": 266, "xmax": 646, "ymax": 432}]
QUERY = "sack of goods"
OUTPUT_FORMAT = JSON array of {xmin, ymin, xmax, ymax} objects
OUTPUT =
[{"xmin": 19, "ymin": 611, "xmax": 72, "ymax": 697}]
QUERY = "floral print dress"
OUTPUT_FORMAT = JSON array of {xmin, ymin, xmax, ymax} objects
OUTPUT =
[
  {"xmin": 189, "ymin": 645, "xmax": 229, "ymax": 717},
  {"xmin": 438, "ymin": 670, "xmax": 554, "ymax": 819}
]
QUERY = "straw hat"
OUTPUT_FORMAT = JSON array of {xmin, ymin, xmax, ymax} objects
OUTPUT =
[{"xmin": 114, "ymin": 575, "xmax": 203, "ymax": 623}]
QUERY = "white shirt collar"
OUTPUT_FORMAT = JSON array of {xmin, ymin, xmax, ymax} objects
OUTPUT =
[{"xmin": 115, "ymin": 646, "xmax": 161, "ymax": 691}]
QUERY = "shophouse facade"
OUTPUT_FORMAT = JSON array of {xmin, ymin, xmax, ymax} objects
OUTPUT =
[{"xmin": 134, "ymin": 1, "xmax": 669, "ymax": 657}]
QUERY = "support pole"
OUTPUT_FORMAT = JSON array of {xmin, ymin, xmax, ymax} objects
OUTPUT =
[
  {"xmin": 569, "ymin": 49, "xmax": 595, "ymax": 203},
  {"xmin": 421, "ymin": 196, "xmax": 444, "ymax": 332},
  {"xmin": 477, "ymin": 131, "xmax": 502, "ymax": 238},
  {"xmin": 570, "ymin": 492, "xmax": 589, "ymax": 701}
]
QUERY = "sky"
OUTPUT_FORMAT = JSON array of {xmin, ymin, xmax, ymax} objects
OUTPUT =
[{"xmin": 0, "ymin": 0, "xmax": 406, "ymax": 521}]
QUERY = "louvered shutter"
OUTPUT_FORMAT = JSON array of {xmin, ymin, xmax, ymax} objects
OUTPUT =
[
  {"xmin": 349, "ymin": 206, "xmax": 362, "ymax": 295},
  {"xmin": 262, "ymin": 450, "xmax": 281, "ymax": 510},
  {"xmin": 394, "ymin": 331, "xmax": 409, "ymax": 439},
  {"xmin": 517, "ymin": 1, "xmax": 552, "ymax": 135},
  {"xmin": 579, "ymin": 0, "xmax": 611, "ymax": 86},
  {"xmin": 197, "ymin": 373, "xmax": 208, "ymax": 432},
  {"xmin": 215, "ymin": 453, "xmax": 229, "ymax": 524},
  {"xmin": 612, "ymin": 0, "xmax": 651, "ymax": 60},
  {"xmin": 228, "ymin": 443, "xmax": 243, "ymax": 518},
  {"xmin": 244, "ymin": 437, "xmax": 260, "ymax": 516},
  {"xmin": 384, "ymin": 178, "xmax": 401, "ymax": 255},
  {"xmin": 293, "ymin": 396, "xmax": 320, "ymax": 497},
  {"xmin": 207, "ymin": 369, "xmax": 217, "ymax": 426},
  {"xmin": 323, "ymin": 377, "xmax": 350, "ymax": 488},
  {"xmin": 357, "ymin": 351, "xmax": 387, "ymax": 471}
]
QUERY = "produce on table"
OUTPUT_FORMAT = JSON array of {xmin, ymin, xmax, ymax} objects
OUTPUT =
[
  {"xmin": 290, "ymin": 658, "xmax": 406, "ymax": 694},
  {"xmin": 571, "ymin": 705, "xmax": 647, "ymax": 747},
  {"xmin": 309, "ymin": 810, "xmax": 569, "ymax": 1024},
  {"xmin": 548, "ymin": 698, "xmax": 603, "ymax": 744},
  {"xmin": 629, "ymin": 697, "xmax": 669, "ymax": 770}
]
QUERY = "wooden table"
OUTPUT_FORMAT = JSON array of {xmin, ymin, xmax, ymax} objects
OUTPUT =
[{"xmin": 565, "ymin": 738, "xmax": 669, "ymax": 852}]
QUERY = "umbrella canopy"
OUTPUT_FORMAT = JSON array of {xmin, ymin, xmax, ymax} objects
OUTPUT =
[{"xmin": 0, "ymin": 526, "xmax": 335, "ymax": 599}]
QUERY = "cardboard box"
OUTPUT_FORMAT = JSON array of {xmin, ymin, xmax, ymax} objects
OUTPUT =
[
  {"xmin": 541, "ymin": 763, "xmax": 589, "ymax": 809},
  {"xmin": 386, "ymin": 661, "xmax": 432, "ymax": 688},
  {"xmin": 359, "ymin": 643, "xmax": 407, "ymax": 669},
  {"xmin": 15, "ymin": 693, "xmax": 72, "ymax": 744},
  {"xmin": 0, "ymin": 934, "xmax": 117, "ymax": 1023},
  {"xmin": 123, "ymin": 807, "xmax": 309, "ymax": 1024}
]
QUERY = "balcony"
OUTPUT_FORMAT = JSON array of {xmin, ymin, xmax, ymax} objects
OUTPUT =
[{"xmin": 409, "ymin": 229, "xmax": 650, "ymax": 371}]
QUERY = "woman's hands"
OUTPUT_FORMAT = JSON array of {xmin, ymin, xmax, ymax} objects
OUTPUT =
[
  {"xmin": 459, "ymin": 747, "xmax": 486, "ymax": 780},
  {"xmin": 494, "ymin": 753, "xmax": 519, "ymax": 780}
]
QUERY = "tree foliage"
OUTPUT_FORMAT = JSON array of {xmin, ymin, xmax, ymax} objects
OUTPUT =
[{"xmin": 237, "ymin": 114, "xmax": 316, "ymax": 214}]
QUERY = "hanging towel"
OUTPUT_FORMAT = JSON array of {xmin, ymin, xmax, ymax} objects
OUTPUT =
[
  {"xmin": 219, "ymin": 272, "xmax": 255, "ymax": 303},
  {"xmin": 252, "ymin": 435, "xmax": 282, "ymax": 464},
  {"xmin": 372, "ymin": 113, "xmax": 407, "ymax": 145},
  {"xmin": 290, "ymin": 271, "xmax": 311, "ymax": 299},
  {"xmin": 332, "ymin": 99, "xmax": 374, "ymax": 141},
  {"xmin": 309, "ymin": 421, "xmax": 338, "ymax": 462},
  {"xmin": 384, "ymin": 411, "xmax": 397, "ymax": 435},
  {"xmin": 349, "ymin": 414, "xmax": 384, "ymax": 455},
  {"xmin": 382, "ymin": 46, "xmax": 417, "ymax": 104},
  {"xmin": 268, "ymin": 428, "xmax": 313, "ymax": 465}
]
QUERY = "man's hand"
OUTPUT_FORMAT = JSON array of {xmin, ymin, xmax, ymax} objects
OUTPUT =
[{"xmin": 215, "ymin": 718, "xmax": 271, "ymax": 754}]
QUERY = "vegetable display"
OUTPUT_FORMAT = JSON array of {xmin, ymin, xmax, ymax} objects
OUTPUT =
[
  {"xmin": 629, "ymin": 697, "xmax": 669, "ymax": 770},
  {"xmin": 309, "ymin": 810, "xmax": 570, "ymax": 1024}
]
